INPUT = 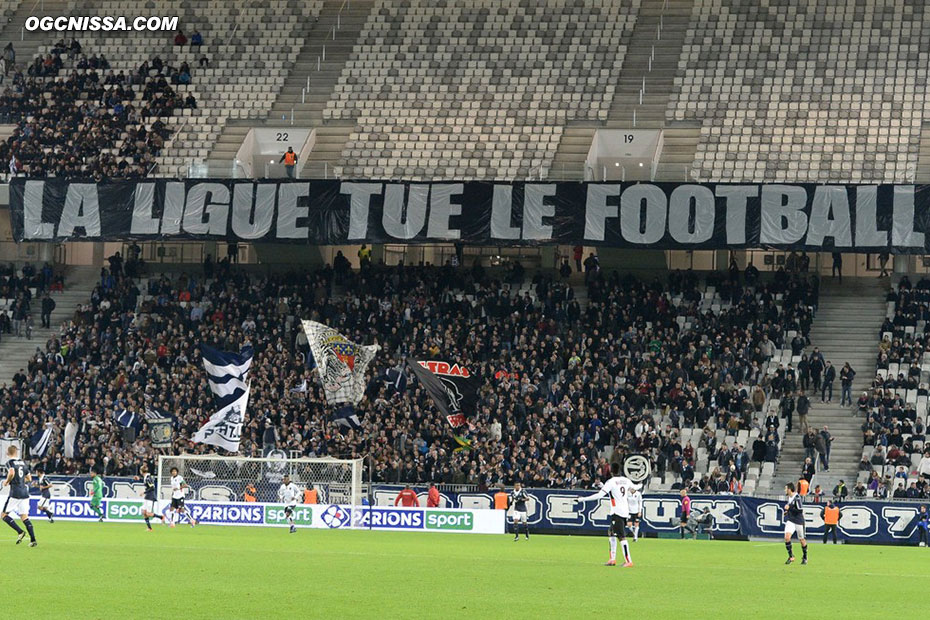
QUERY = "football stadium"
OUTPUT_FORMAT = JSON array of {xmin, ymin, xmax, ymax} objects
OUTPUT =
[{"xmin": 2, "ymin": 0, "xmax": 930, "ymax": 617}]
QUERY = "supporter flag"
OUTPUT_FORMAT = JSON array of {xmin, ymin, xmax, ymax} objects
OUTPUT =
[
  {"xmin": 406, "ymin": 359, "xmax": 480, "ymax": 428},
  {"xmin": 145, "ymin": 403, "xmax": 175, "ymax": 449},
  {"xmin": 333, "ymin": 405, "xmax": 362, "ymax": 431},
  {"xmin": 63, "ymin": 420, "xmax": 79, "ymax": 459},
  {"xmin": 290, "ymin": 379, "xmax": 308, "ymax": 394},
  {"xmin": 382, "ymin": 367, "xmax": 407, "ymax": 393},
  {"xmin": 30, "ymin": 426, "xmax": 53, "ymax": 458},
  {"xmin": 193, "ymin": 344, "xmax": 254, "ymax": 452},
  {"xmin": 449, "ymin": 435, "xmax": 473, "ymax": 454},
  {"xmin": 115, "ymin": 407, "xmax": 143, "ymax": 431},
  {"xmin": 301, "ymin": 320, "xmax": 379, "ymax": 405}
]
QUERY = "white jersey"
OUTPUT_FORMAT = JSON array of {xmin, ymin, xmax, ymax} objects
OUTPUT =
[
  {"xmin": 278, "ymin": 482, "xmax": 301, "ymax": 506},
  {"xmin": 578, "ymin": 476, "xmax": 641, "ymax": 518},
  {"xmin": 170, "ymin": 475, "xmax": 187, "ymax": 500},
  {"xmin": 627, "ymin": 489, "xmax": 642, "ymax": 515}
]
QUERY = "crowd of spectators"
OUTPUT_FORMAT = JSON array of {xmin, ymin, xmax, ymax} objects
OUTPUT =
[
  {"xmin": 857, "ymin": 274, "xmax": 930, "ymax": 497},
  {"xmin": 0, "ymin": 40, "xmax": 195, "ymax": 179},
  {"xmin": 0, "ymin": 254, "xmax": 829, "ymax": 494}
]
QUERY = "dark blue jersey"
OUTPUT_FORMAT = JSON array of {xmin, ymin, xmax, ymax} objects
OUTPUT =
[
  {"xmin": 39, "ymin": 474, "xmax": 51, "ymax": 498},
  {"xmin": 6, "ymin": 459, "xmax": 30, "ymax": 499},
  {"xmin": 143, "ymin": 474, "xmax": 157, "ymax": 501},
  {"xmin": 509, "ymin": 489, "xmax": 529, "ymax": 512},
  {"xmin": 785, "ymin": 493, "xmax": 805, "ymax": 525}
]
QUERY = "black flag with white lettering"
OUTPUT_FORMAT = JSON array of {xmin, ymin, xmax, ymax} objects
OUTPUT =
[{"xmin": 406, "ymin": 360, "xmax": 480, "ymax": 428}]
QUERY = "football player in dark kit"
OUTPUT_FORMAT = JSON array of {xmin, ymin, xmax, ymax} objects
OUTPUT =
[
  {"xmin": 783, "ymin": 482, "xmax": 808, "ymax": 565},
  {"xmin": 2, "ymin": 444, "xmax": 38, "ymax": 546}
]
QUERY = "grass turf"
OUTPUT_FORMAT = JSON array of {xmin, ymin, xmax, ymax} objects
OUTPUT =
[{"xmin": 6, "ymin": 521, "xmax": 924, "ymax": 619}]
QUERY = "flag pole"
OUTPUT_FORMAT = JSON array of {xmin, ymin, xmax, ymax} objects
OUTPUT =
[{"xmin": 367, "ymin": 431, "xmax": 374, "ymax": 532}]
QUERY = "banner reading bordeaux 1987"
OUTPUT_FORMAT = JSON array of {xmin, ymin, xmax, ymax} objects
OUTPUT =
[{"xmin": 10, "ymin": 178, "xmax": 930, "ymax": 252}]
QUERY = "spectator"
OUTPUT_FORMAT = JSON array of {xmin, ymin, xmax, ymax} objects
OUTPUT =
[
  {"xmin": 751, "ymin": 434, "xmax": 766, "ymax": 463},
  {"xmin": 572, "ymin": 245, "xmax": 583, "ymax": 272},
  {"xmin": 190, "ymin": 30, "xmax": 203, "ymax": 46},
  {"xmin": 832, "ymin": 252, "xmax": 842, "ymax": 282},
  {"xmin": 840, "ymin": 362, "xmax": 855, "ymax": 407},
  {"xmin": 40, "ymin": 294, "xmax": 55, "ymax": 329},
  {"xmin": 820, "ymin": 426, "xmax": 833, "ymax": 471},
  {"xmin": 821, "ymin": 361, "xmax": 836, "ymax": 403},
  {"xmin": 878, "ymin": 252, "xmax": 890, "ymax": 278},
  {"xmin": 280, "ymin": 146, "xmax": 297, "ymax": 178},
  {"xmin": 810, "ymin": 349, "xmax": 825, "ymax": 393},
  {"xmin": 893, "ymin": 483, "xmax": 908, "ymax": 499},
  {"xmin": 780, "ymin": 392, "xmax": 795, "ymax": 433},
  {"xmin": 811, "ymin": 484, "xmax": 823, "ymax": 504},
  {"xmin": 832, "ymin": 480, "xmax": 848, "ymax": 503},
  {"xmin": 358, "ymin": 244, "xmax": 371, "ymax": 269},
  {"xmin": 801, "ymin": 457, "xmax": 815, "ymax": 483},
  {"xmin": 582, "ymin": 252, "xmax": 599, "ymax": 284},
  {"xmin": 803, "ymin": 429, "xmax": 816, "ymax": 462},
  {"xmin": 174, "ymin": 30, "xmax": 188, "ymax": 46},
  {"xmin": 797, "ymin": 391, "xmax": 810, "ymax": 433}
]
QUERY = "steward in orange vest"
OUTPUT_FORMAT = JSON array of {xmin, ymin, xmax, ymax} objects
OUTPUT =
[{"xmin": 821, "ymin": 501, "xmax": 840, "ymax": 544}]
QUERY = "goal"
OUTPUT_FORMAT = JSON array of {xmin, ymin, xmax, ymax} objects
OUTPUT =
[{"xmin": 157, "ymin": 454, "xmax": 364, "ymax": 507}]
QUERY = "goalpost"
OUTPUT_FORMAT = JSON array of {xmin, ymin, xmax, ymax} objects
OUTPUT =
[{"xmin": 156, "ymin": 454, "xmax": 364, "ymax": 510}]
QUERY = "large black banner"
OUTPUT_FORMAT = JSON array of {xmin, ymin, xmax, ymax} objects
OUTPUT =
[{"xmin": 10, "ymin": 178, "xmax": 930, "ymax": 251}]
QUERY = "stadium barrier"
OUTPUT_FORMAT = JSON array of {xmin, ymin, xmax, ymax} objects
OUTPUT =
[
  {"xmin": 34, "ymin": 477, "xmax": 926, "ymax": 544},
  {"xmin": 372, "ymin": 485, "xmax": 928, "ymax": 545},
  {"xmin": 25, "ymin": 496, "xmax": 504, "ymax": 534}
]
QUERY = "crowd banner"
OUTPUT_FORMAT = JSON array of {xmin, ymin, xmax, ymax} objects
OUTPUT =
[
  {"xmin": 27, "ymin": 477, "xmax": 928, "ymax": 543},
  {"xmin": 10, "ymin": 179, "xmax": 930, "ymax": 252},
  {"xmin": 24, "ymin": 496, "xmax": 504, "ymax": 534}
]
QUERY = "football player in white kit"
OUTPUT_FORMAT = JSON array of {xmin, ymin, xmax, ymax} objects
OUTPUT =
[
  {"xmin": 167, "ymin": 467, "xmax": 197, "ymax": 528},
  {"xmin": 278, "ymin": 474, "xmax": 301, "ymax": 534},
  {"xmin": 575, "ymin": 462, "xmax": 642, "ymax": 567},
  {"xmin": 627, "ymin": 486, "xmax": 642, "ymax": 542}
]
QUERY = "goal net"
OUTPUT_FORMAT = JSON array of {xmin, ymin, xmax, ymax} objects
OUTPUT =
[{"xmin": 157, "ymin": 454, "xmax": 364, "ymax": 507}]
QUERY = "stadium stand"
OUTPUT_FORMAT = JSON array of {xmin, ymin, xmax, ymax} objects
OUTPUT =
[
  {"xmin": 0, "ymin": 255, "xmax": 823, "ymax": 494},
  {"xmin": 866, "ymin": 276, "xmax": 930, "ymax": 498},
  {"xmin": 669, "ymin": 0, "xmax": 928, "ymax": 183},
  {"xmin": 325, "ymin": 0, "xmax": 641, "ymax": 180},
  {"xmin": 9, "ymin": 0, "xmax": 323, "ymax": 178}
]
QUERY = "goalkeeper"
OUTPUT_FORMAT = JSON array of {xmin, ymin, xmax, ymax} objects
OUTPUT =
[{"xmin": 87, "ymin": 468, "xmax": 105, "ymax": 521}]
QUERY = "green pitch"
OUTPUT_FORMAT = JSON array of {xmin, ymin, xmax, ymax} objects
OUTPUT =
[{"xmin": 9, "ymin": 522, "xmax": 923, "ymax": 619}]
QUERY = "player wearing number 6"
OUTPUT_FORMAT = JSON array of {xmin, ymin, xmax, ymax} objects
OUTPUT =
[
  {"xmin": 574, "ymin": 462, "xmax": 641, "ymax": 567},
  {"xmin": 2, "ymin": 444, "xmax": 37, "ymax": 546}
]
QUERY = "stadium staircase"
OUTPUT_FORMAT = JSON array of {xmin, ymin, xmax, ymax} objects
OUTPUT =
[
  {"xmin": 0, "ymin": 266, "xmax": 98, "ymax": 383},
  {"xmin": 549, "ymin": 127, "xmax": 596, "ymax": 181},
  {"xmin": 765, "ymin": 277, "xmax": 887, "ymax": 495},
  {"xmin": 207, "ymin": 0, "xmax": 373, "ymax": 178},
  {"xmin": 0, "ymin": 0, "xmax": 71, "ymax": 73},
  {"xmin": 605, "ymin": 0, "xmax": 692, "ymax": 130},
  {"xmin": 654, "ymin": 122, "xmax": 701, "ymax": 181}
]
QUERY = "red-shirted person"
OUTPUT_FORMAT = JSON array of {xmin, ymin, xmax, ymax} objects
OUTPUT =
[
  {"xmin": 427, "ymin": 483, "xmax": 440, "ymax": 508},
  {"xmin": 394, "ymin": 485, "xmax": 419, "ymax": 507}
]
